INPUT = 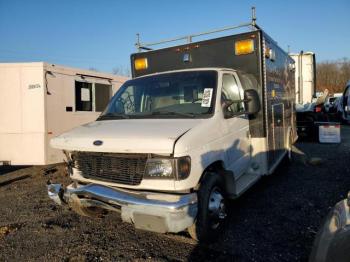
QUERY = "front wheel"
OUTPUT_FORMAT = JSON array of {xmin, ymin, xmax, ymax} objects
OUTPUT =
[{"xmin": 188, "ymin": 172, "xmax": 228, "ymax": 242}]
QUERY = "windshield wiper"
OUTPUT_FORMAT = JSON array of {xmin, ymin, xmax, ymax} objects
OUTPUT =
[
  {"xmin": 97, "ymin": 113, "xmax": 130, "ymax": 120},
  {"xmin": 150, "ymin": 110, "xmax": 196, "ymax": 118}
]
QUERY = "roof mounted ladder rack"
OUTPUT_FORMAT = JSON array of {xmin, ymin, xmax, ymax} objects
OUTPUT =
[{"xmin": 135, "ymin": 7, "xmax": 259, "ymax": 52}]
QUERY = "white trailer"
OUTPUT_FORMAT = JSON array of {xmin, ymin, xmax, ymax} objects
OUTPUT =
[
  {"xmin": 290, "ymin": 52, "xmax": 316, "ymax": 104},
  {"xmin": 0, "ymin": 62, "xmax": 128, "ymax": 165}
]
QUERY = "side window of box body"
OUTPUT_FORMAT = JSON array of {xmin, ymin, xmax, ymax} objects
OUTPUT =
[
  {"xmin": 95, "ymin": 83, "xmax": 112, "ymax": 112},
  {"xmin": 75, "ymin": 81, "xmax": 112, "ymax": 112},
  {"xmin": 75, "ymin": 81, "xmax": 93, "ymax": 111}
]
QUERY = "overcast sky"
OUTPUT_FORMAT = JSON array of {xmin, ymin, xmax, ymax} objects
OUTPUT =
[{"xmin": 0, "ymin": 0, "xmax": 349, "ymax": 73}]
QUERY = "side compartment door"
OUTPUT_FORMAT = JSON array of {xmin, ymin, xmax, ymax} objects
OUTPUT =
[
  {"xmin": 272, "ymin": 103, "xmax": 285, "ymax": 159},
  {"xmin": 221, "ymin": 73, "xmax": 251, "ymax": 180}
]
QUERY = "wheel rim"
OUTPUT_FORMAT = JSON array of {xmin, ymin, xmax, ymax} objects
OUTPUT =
[{"xmin": 208, "ymin": 187, "xmax": 227, "ymax": 229}]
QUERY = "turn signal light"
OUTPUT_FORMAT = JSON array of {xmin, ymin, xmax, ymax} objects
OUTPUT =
[
  {"xmin": 134, "ymin": 58, "xmax": 148, "ymax": 70},
  {"xmin": 235, "ymin": 39, "xmax": 255, "ymax": 55}
]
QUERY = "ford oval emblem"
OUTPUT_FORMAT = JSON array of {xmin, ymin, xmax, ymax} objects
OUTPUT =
[{"xmin": 93, "ymin": 140, "xmax": 103, "ymax": 146}]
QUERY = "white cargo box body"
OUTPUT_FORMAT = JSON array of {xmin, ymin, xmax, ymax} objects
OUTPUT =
[
  {"xmin": 0, "ymin": 62, "xmax": 128, "ymax": 165},
  {"xmin": 290, "ymin": 52, "xmax": 316, "ymax": 105}
]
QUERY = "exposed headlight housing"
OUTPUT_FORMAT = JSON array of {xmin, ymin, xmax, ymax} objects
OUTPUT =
[
  {"xmin": 144, "ymin": 156, "xmax": 191, "ymax": 180},
  {"xmin": 145, "ymin": 159, "xmax": 173, "ymax": 179}
]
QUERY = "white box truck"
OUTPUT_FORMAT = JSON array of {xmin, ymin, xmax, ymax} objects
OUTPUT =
[
  {"xmin": 0, "ymin": 62, "xmax": 128, "ymax": 165},
  {"xmin": 48, "ymin": 16, "xmax": 297, "ymax": 242},
  {"xmin": 290, "ymin": 51, "xmax": 316, "ymax": 105}
]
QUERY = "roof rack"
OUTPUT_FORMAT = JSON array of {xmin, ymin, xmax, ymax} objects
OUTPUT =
[{"xmin": 135, "ymin": 7, "xmax": 259, "ymax": 52}]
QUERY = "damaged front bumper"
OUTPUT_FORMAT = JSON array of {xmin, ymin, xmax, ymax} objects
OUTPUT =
[{"xmin": 47, "ymin": 183, "xmax": 197, "ymax": 234}]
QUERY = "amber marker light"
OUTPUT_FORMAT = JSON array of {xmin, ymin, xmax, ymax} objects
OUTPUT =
[
  {"xmin": 271, "ymin": 90, "xmax": 276, "ymax": 97},
  {"xmin": 177, "ymin": 156, "xmax": 191, "ymax": 180},
  {"xmin": 134, "ymin": 58, "xmax": 148, "ymax": 70},
  {"xmin": 235, "ymin": 39, "xmax": 255, "ymax": 55}
]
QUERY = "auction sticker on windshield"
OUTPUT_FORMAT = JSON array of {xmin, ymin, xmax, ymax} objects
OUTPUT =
[{"xmin": 201, "ymin": 88, "xmax": 213, "ymax": 107}]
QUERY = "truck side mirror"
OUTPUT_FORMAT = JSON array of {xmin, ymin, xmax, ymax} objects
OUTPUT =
[{"xmin": 244, "ymin": 89, "xmax": 260, "ymax": 115}]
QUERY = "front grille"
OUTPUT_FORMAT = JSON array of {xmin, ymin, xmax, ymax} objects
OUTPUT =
[{"xmin": 73, "ymin": 152, "xmax": 148, "ymax": 185}]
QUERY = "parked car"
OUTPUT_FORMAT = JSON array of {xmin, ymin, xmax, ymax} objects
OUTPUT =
[
  {"xmin": 309, "ymin": 193, "xmax": 350, "ymax": 262},
  {"xmin": 337, "ymin": 81, "xmax": 350, "ymax": 123},
  {"xmin": 324, "ymin": 96, "xmax": 339, "ymax": 113},
  {"xmin": 296, "ymin": 90, "xmax": 341, "ymax": 140}
]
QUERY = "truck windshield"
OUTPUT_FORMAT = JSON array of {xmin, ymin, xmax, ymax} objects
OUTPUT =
[{"xmin": 98, "ymin": 70, "xmax": 217, "ymax": 120}]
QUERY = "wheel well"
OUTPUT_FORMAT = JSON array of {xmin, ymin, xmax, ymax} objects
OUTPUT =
[
  {"xmin": 196, "ymin": 161, "xmax": 236, "ymax": 198},
  {"xmin": 193, "ymin": 161, "xmax": 224, "ymax": 190},
  {"xmin": 203, "ymin": 160, "xmax": 225, "ymax": 173}
]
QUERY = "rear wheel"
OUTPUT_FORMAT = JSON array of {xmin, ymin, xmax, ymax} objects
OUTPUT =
[{"xmin": 188, "ymin": 172, "xmax": 228, "ymax": 242}]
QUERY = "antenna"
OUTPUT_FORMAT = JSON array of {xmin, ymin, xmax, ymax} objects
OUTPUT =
[
  {"xmin": 251, "ymin": 6, "xmax": 256, "ymax": 26},
  {"xmin": 135, "ymin": 33, "xmax": 141, "ymax": 52}
]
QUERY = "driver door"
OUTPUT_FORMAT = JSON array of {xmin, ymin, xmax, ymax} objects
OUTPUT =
[{"xmin": 221, "ymin": 72, "xmax": 251, "ymax": 180}]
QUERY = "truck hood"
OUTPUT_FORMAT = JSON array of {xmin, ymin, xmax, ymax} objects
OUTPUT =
[{"xmin": 50, "ymin": 119, "xmax": 202, "ymax": 154}]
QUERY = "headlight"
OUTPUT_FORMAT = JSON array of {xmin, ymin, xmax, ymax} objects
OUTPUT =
[
  {"xmin": 144, "ymin": 159, "xmax": 174, "ymax": 179},
  {"xmin": 144, "ymin": 156, "xmax": 191, "ymax": 180}
]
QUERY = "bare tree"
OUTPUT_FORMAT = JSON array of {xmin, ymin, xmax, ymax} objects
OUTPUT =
[
  {"xmin": 316, "ymin": 58, "xmax": 350, "ymax": 94},
  {"xmin": 112, "ymin": 66, "xmax": 131, "ymax": 77}
]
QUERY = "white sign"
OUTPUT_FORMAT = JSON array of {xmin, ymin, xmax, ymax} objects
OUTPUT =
[
  {"xmin": 319, "ymin": 124, "xmax": 341, "ymax": 143},
  {"xmin": 201, "ymin": 88, "xmax": 213, "ymax": 107},
  {"xmin": 81, "ymin": 88, "xmax": 90, "ymax": 101}
]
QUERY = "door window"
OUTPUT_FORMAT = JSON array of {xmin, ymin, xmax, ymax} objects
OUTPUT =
[{"xmin": 221, "ymin": 74, "xmax": 245, "ymax": 115}]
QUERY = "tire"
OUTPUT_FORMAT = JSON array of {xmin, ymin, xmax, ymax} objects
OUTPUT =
[
  {"xmin": 188, "ymin": 172, "xmax": 228, "ymax": 242},
  {"xmin": 286, "ymin": 131, "xmax": 294, "ymax": 163}
]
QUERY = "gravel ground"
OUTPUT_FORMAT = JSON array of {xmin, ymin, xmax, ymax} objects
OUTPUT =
[{"xmin": 1, "ymin": 126, "xmax": 350, "ymax": 262}]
